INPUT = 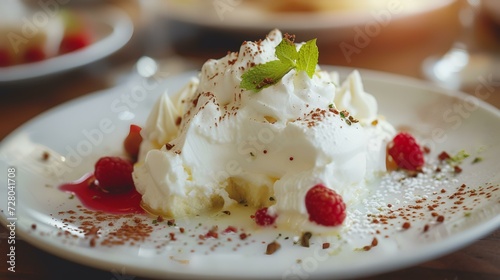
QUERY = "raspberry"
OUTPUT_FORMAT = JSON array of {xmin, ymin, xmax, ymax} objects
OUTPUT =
[
  {"xmin": 123, "ymin": 124, "xmax": 143, "ymax": 161},
  {"xmin": 60, "ymin": 32, "xmax": 91, "ymax": 53},
  {"xmin": 253, "ymin": 207, "xmax": 277, "ymax": 226},
  {"xmin": 24, "ymin": 47, "xmax": 46, "ymax": 63},
  {"xmin": 305, "ymin": 184, "xmax": 346, "ymax": 226},
  {"xmin": 387, "ymin": 132, "xmax": 424, "ymax": 171},
  {"xmin": 59, "ymin": 11, "xmax": 92, "ymax": 54},
  {"xmin": 94, "ymin": 156, "xmax": 134, "ymax": 193},
  {"xmin": 0, "ymin": 48, "xmax": 12, "ymax": 67}
]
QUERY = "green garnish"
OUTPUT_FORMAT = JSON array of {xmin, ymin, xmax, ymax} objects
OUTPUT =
[
  {"xmin": 472, "ymin": 157, "xmax": 483, "ymax": 164},
  {"xmin": 447, "ymin": 150, "xmax": 470, "ymax": 164},
  {"xmin": 296, "ymin": 39, "xmax": 319, "ymax": 77},
  {"xmin": 240, "ymin": 36, "xmax": 319, "ymax": 92}
]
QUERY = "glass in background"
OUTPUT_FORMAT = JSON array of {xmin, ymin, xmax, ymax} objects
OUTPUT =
[{"xmin": 422, "ymin": 0, "xmax": 500, "ymax": 90}]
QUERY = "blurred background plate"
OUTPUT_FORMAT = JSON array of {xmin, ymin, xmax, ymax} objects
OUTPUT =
[
  {"xmin": 0, "ymin": 5, "xmax": 133, "ymax": 83},
  {"xmin": 162, "ymin": 0, "xmax": 458, "ymax": 31},
  {"xmin": 161, "ymin": 0, "xmax": 462, "ymax": 78}
]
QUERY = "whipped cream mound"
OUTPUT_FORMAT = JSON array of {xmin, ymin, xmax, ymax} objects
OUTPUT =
[{"xmin": 133, "ymin": 29, "xmax": 395, "ymax": 232}]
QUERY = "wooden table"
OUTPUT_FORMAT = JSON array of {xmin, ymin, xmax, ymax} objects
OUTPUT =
[{"xmin": 1, "ymin": 2, "xmax": 500, "ymax": 279}]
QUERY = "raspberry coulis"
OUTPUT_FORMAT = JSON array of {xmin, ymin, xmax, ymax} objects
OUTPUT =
[{"xmin": 59, "ymin": 173, "xmax": 145, "ymax": 214}]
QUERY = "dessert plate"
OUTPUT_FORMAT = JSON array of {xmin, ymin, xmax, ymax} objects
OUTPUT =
[
  {"xmin": 1, "ymin": 67, "xmax": 499, "ymax": 279},
  {"xmin": 0, "ymin": 6, "xmax": 133, "ymax": 83}
]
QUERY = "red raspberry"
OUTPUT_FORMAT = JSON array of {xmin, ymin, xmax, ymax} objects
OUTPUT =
[
  {"xmin": 59, "ymin": 11, "xmax": 92, "ymax": 54},
  {"xmin": 387, "ymin": 132, "xmax": 424, "ymax": 171},
  {"xmin": 253, "ymin": 207, "xmax": 277, "ymax": 226},
  {"xmin": 0, "ymin": 48, "xmax": 12, "ymax": 67},
  {"xmin": 24, "ymin": 47, "xmax": 46, "ymax": 63},
  {"xmin": 305, "ymin": 184, "xmax": 346, "ymax": 226},
  {"xmin": 60, "ymin": 32, "xmax": 91, "ymax": 53},
  {"xmin": 94, "ymin": 156, "xmax": 134, "ymax": 193}
]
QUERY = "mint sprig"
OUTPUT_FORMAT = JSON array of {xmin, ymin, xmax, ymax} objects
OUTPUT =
[
  {"xmin": 297, "ymin": 39, "xmax": 318, "ymax": 77},
  {"xmin": 240, "ymin": 36, "xmax": 319, "ymax": 92}
]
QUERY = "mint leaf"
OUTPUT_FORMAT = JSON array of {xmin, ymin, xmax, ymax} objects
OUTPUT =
[
  {"xmin": 296, "ymin": 39, "xmax": 318, "ymax": 78},
  {"xmin": 275, "ymin": 37, "xmax": 298, "ymax": 66},
  {"xmin": 240, "ymin": 35, "xmax": 319, "ymax": 92},
  {"xmin": 240, "ymin": 60, "xmax": 294, "ymax": 92}
]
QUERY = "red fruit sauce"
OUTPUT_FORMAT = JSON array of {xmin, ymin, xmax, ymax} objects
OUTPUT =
[{"xmin": 59, "ymin": 173, "xmax": 145, "ymax": 214}]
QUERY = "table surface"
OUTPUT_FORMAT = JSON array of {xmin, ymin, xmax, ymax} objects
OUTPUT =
[{"xmin": 1, "ymin": 2, "xmax": 500, "ymax": 279}]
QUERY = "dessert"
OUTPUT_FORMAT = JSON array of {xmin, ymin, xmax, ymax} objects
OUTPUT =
[
  {"xmin": 0, "ymin": 2, "xmax": 92, "ymax": 67},
  {"xmin": 0, "ymin": 1, "xmax": 63, "ymax": 66},
  {"xmin": 133, "ymin": 29, "xmax": 396, "ymax": 232}
]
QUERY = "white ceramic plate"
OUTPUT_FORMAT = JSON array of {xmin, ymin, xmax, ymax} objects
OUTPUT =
[
  {"xmin": 1, "ymin": 68, "xmax": 499, "ymax": 279},
  {"xmin": 0, "ymin": 6, "xmax": 133, "ymax": 83}
]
